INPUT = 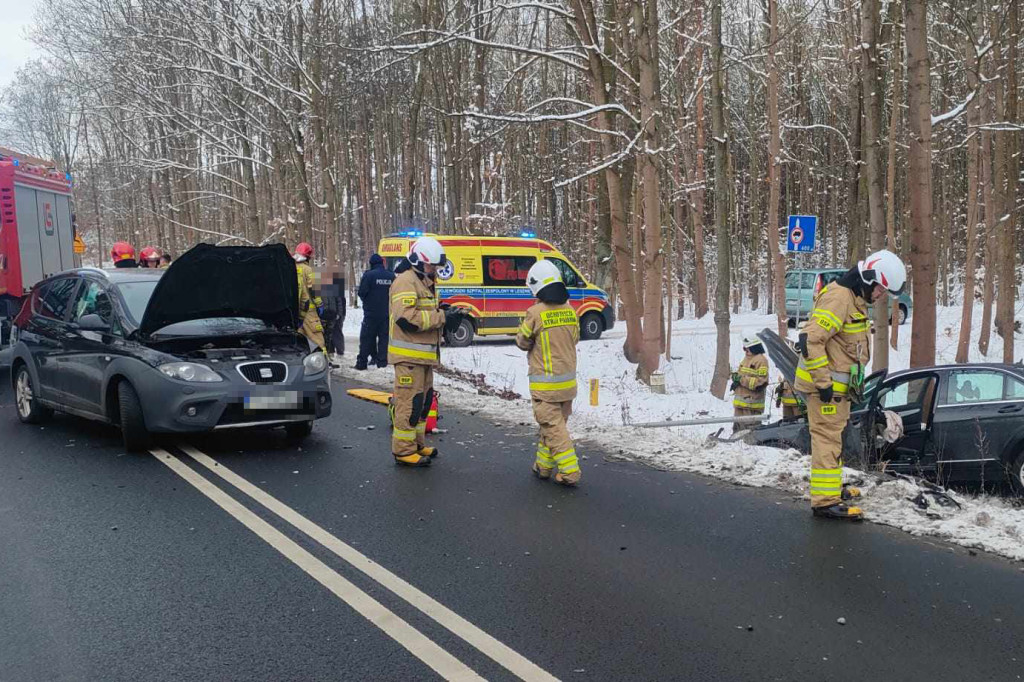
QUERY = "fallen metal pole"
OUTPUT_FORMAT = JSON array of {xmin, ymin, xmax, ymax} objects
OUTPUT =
[{"xmin": 628, "ymin": 414, "xmax": 770, "ymax": 429}]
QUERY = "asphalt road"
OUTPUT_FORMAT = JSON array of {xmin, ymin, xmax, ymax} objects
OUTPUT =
[{"xmin": 1, "ymin": 367, "xmax": 1023, "ymax": 682}]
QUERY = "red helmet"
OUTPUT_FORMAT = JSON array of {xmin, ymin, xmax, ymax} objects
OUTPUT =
[
  {"xmin": 294, "ymin": 242, "xmax": 314, "ymax": 259},
  {"xmin": 139, "ymin": 246, "xmax": 161, "ymax": 263},
  {"xmin": 110, "ymin": 241, "xmax": 135, "ymax": 262}
]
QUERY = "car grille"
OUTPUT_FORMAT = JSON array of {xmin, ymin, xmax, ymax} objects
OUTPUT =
[{"xmin": 237, "ymin": 361, "xmax": 287, "ymax": 384}]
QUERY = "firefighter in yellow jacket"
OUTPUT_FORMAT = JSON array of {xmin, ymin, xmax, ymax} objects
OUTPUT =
[
  {"xmin": 731, "ymin": 338, "xmax": 768, "ymax": 430},
  {"xmin": 794, "ymin": 249, "xmax": 906, "ymax": 520},
  {"xmin": 388, "ymin": 236, "xmax": 448, "ymax": 467},
  {"xmin": 294, "ymin": 242, "xmax": 326, "ymax": 351},
  {"xmin": 776, "ymin": 376, "xmax": 804, "ymax": 419},
  {"xmin": 515, "ymin": 260, "xmax": 581, "ymax": 486}
]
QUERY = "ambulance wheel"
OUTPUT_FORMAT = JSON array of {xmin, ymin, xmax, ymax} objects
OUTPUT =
[
  {"xmin": 580, "ymin": 313, "xmax": 604, "ymax": 340},
  {"xmin": 444, "ymin": 318, "xmax": 474, "ymax": 347}
]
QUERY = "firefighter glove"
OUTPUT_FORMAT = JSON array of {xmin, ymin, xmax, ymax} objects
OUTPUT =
[
  {"xmin": 317, "ymin": 306, "xmax": 324, "ymax": 317},
  {"xmin": 438, "ymin": 302, "xmax": 451, "ymax": 311},
  {"xmin": 443, "ymin": 309, "xmax": 463, "ymax": 334},
  {"xmin": 731, "ymin": 372, "xmax": 741, "ymax": 383},
  {"xmin": 796, "ymin": 332, "xmax": 809, "ymax": 358},
  {"xmin": 818, "ymin": 385, "xmax": 834, "ymax": 403},
  {"xmin": 730, "ymin": 379, "xmax": 740, "ymax": 392}
]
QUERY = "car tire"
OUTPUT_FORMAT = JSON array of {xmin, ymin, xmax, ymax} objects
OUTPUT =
[
  {"xmin": 1010, "ymin": 452, "xmax": 1024, "ymax": 495},
  {"xmin": 579, "ymin": 312, "xmax": 604, "ymax": 341},
  {"xmin": 285, "ymin": 420, "xmax": 314, "ymax": 440},
  {"xmin": 14, "ymin": 365, "xmax": 52, "ymax": 424},
  {"xmin": 117, "ymin": 380, "xmax": 151, "ymax": 452},
  {"xmin": 444, "ymin": 318, "xmax": 474, "ymax": 347},
  {"xmin": 898, "ymin": 304, "xmax": 908, "ymax": 325}
]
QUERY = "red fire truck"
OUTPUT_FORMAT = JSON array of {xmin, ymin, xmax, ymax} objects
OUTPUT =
[{"xmin": 0, "ymin": 149, "xmax": 78, "ymax": 349}]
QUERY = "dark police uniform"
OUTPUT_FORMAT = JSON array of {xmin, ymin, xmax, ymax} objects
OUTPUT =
[{"xmin": 356, "ymin": 254, "xmax": 395, "ymax": 369}]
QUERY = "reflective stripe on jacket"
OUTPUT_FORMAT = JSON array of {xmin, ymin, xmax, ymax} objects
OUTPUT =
[
  {"xmin": 794, "ymin": 284, "xmax": 870, "ymax": 395},
  {"xmin": 387, "ymin": 269, "xmax": 446, "ymax": 366},
  {"xmin": 515, "ymin": 302, "xmax": 579, "ymax": 402}
]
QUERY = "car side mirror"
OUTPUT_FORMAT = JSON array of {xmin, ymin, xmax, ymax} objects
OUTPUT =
[{"xmin": 78, "ymin": 314, "xmax": 110, "ymax": 332}]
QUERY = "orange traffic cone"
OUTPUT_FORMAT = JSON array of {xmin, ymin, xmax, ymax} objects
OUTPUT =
[{"xmin": 426, "ymin": 393, "xmax": 440, "ymax": 433}]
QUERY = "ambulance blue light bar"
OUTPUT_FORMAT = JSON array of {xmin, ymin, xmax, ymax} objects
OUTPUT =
[
  {"xmin": 396, "ymin": 229, "xmax": 423, "ymax": 237},
  {"xmin": 519, "ymin": 231, "xmax": 536, "ymax": 238}
]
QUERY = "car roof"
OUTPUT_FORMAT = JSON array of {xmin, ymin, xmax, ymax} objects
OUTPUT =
[
  {"xmin": 787, "ymin": 268, "xmax": 844, "ymax": 274},
  {"xmin": 60, "ymin": 267, "xmax": 164, "ymax": 284},
  {"xmin": 887, "ymin": 363, "xmax": 1024, "ymax": 380}
]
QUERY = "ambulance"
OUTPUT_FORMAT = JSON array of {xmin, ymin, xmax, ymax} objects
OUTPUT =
[{"xmin": 377, "ymin": 231, "xmax": 614, "ymax": 346}]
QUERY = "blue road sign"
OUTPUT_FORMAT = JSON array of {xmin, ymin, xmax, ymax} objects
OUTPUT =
[{"xmin": 786, "ymin": 215, "xmax": 817, "ymax": 253}]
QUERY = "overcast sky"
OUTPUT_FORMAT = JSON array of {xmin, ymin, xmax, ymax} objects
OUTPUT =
[{"xmin": 0, "ymin": 0, "xmax": 41, "ymax": 91}]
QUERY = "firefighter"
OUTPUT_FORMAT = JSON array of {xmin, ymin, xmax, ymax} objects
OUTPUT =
[
  {"xmin": 515, "ymin": 260, "xmax": 581, "ymax": 486},
  {"xmin": 110, "ymin": 242, "xmax": 137, "ymax": 268},
  {"xmin": 293, "ymin": 242, "xmax": 326, "ymax": 351},
  {"xmin": 731, "ymin": 337, "xmax": 768, "ymax": 430},
  {"xmin": 139, "ymin": 246, "xmax": 161, "ymax": 268},
  {"xmin": 388, "ymin": 236, "xmax": 448, "ymax": 466},
  {"xmin": 795, "ymin": 249, "xmax": 906, "ymax": 520},
  {"xmin": 159, "ymin": 252, "xmax": 172, "ymax": 268},
  {"xmin": 775, "ymin": 375, "xmax": 804, "ymax": 419}
]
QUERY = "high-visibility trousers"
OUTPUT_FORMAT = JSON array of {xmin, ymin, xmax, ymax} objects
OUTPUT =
[
  {"xmin": 732, "ymin": 405, "xmax": 762, "ymax": 431},
  {"xmin": 391, "ymin": 363, "xmax": 433, "ymax": 456},
  {"xmin": 300, "ymin": 310, "xmax": 326, "ymax": 351},
  {"xmin": 806, "ymin": 392, "xmax": 851, "ymax": 508},
  {"xmin": 532, "ymin": 399, "xmax": 578, "ymax": 476}
]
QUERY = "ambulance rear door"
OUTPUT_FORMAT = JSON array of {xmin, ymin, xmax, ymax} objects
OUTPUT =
[{"xmin": 481, "ymin": 252, "xmax": 536, "ymax": 334}]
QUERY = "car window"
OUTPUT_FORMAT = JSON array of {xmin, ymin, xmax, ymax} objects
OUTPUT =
[
  {"xmin": 785, "ymin": 272, "xmax": 801, "ymax": 288},
  {"xmin": 545, "ymin": 258, "xmax": 581, "ymax": 287},
  {"xmin": 943, "ymin": 370, "xmax": 1019, "ymax": 405},
  {"xmin": 878, "ymin": 376, "xmax": 934, "ymax": 411},
  {"xmin": 821, "ymin": 271, "xmax": 841, "ymax": 285},
  {"xmin": 784, "ymin": 272, "xmax": 816, "ymax": 289},
  {"xmin": 116, "ymin": 280, "xmax": 160, "ymax": 324},
  {"xmin": 71, "ymin": 281, "xmax": 122, "ymax": 335},
  {"xmin": 34, "ymin": 277, "xmax": 78, "ymax": 321},
  {"xmin": 483, "ymin": 256, "xmax": 536, "ymax": 286}
]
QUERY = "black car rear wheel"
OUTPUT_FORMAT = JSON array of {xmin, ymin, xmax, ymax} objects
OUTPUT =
[
  {"xmin": 14, "ymin": 365, "xmax": 52, "ymax": 424},
  {"xmin": 898, "ymin": 304, "xmax": 908, "ymax": 325},
  {"xmin": 285, "ymin": 420, "xmax": 314, "ymax": 440},
  {"xmin": 117, "ymin": 380, "xmax": 151, "ymax": 452}
]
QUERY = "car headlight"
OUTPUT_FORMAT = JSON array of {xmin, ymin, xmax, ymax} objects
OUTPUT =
[
  {"xmin": 303, "ymin": 351, "xmax": 328, "ymax": 375},
  {"xmin": 159, "ymin": 362, "xmax": 223, "ymax": 382}
]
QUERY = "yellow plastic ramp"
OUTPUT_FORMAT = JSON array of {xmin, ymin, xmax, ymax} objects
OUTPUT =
[{"xmin": 347, "ymin": 388, "xmax": 393, "ymax": 406}]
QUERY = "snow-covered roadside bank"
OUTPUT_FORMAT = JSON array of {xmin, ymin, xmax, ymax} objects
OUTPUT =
[{"xmin": 335, "ymin": 304, "xmax": 1024, "ymax": 563}]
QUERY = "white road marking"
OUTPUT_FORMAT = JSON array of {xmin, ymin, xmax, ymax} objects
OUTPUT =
[
  {"xmin": 149, "ymin": 448, "xmax": 484, "ymax": 681},
  {"xmin": 179, "ymin": 443, "xmax": 560, "ymax": 682}
]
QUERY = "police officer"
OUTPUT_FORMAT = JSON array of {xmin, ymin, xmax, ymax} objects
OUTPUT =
[
  {"xmin": 388, "ymin": 237, "xmax": 447, "ymax": 466},
  {"xmin": 516, "ymin": 260, "xmax": 581, "ymax": 486},
  {"xmin": 731, "ymin": 338, "xmax": 768, "ymax": 430},
  {"xmin": 293, "ymin": 242, "xmax": 326, "ymax": 351},
  {"xmin": 794, "ymin": 249, "xmax": 906, "ymax": 520},
  {"xmin": 356, "ymin": 253, "xmax": 394, "ymax": 370}
]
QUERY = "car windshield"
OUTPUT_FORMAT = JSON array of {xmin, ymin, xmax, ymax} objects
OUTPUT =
[
  {"xmin": 116, "ymin": 280, "xmax": 160, "ymax": 323},
  {"xmin": 150, "ymin": 317, "xmax": 272, "ymax": 338}
]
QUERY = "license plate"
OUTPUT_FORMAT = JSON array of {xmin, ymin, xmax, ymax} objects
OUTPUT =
[{"xmin": 244, "ymin": 391, "xmax": 301, "ymax": 410}]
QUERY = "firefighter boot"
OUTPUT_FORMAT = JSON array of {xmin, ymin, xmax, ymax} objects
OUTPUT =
[
  {"xmin": 417, "ymin": 446, "xmax": 439, "ymax": 458},
  {"xmin": 394, "ymin": 453, "xmax": 432, "ymax": 467},
  {"xmin": 554, "ymin": 470, "xmax": 581, "ymax": 487},
  {"xmin": 532, "ymin": 463, "xmax": 553, "ymax": 480},
  {"xmin": 841, "ymin": 485, "xmax": 862, "ymax": 501},
  {"xmin": 812, "ymin": 503, "xmax": 863, "ymax": 520}
]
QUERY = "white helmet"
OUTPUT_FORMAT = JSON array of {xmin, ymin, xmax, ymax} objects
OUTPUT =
[
  {"xmin": 858, "ymin": 249, "xmax": 906, "ymax": 296},
  {"xmin": 742, "ymin": 337, "xmax": 761, "ymax": 351},
  {"xmin": 527, "ymin": 259, "xmax": 562, "ymax": 296},
  {"xmin": 408, "ymin": 236, "xmax": 447, "ymax": 269}
]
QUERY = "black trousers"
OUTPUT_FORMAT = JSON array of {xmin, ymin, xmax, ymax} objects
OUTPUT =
[
  {"xmin": 358, "ymin": 316, "xmax": 389, "ymax": 367},
  {"xmin": 325, "ymin": 318, "xmax": 345, "ymax": 355}
]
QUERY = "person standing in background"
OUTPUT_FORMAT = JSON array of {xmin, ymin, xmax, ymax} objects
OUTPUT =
[{"xmin": 356, "ymin": 253, "xmax": 394, "ymax": 370}]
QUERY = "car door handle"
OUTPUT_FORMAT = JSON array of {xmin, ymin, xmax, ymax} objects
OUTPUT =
[{"xmin": 998, "ymin": 404, "xmax": 1023, "ymax": 413}]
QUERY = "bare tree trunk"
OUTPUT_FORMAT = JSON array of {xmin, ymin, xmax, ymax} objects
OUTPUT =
[
  {"xmin": 905, "ymin": 0, "xmax": 936, "ymax": 366},
  {"xmin": 999, "ymin": 1, "xmax": 1018, "ymax": 363},
  {"xmin": 979, "ymin": 12, "xmax": 997, "ymax": 357},
  {"xmin": 765, "ymin": 0, "xmax": 785, "ymax": 336},
  {"xmin": 956, "ymin": 8, "xmax": 983, "ymax": 363},
  {"xmin": 692, "ymin": 4, "xmax": 709, "ymax": 319},
  {"xmin": 861, "ymin": 0, "xmax": 889, "ymax": 370},
  {"xmin": 709, "ymin": 0, "xmax": 732, "ymax": 399},
  {"xmin": 886, "ymin": 15, "xmax": 902, "ymax": 351}
]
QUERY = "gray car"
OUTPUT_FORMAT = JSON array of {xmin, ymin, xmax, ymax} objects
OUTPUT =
[{"xmin": 9, "ymin": 243, "xmax": 332, "ymax": 451}]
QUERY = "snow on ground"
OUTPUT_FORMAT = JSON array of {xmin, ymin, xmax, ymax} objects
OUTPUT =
[{"xmin": 338, "ymin": 304, "xmax": 1024, "ymax": 562}]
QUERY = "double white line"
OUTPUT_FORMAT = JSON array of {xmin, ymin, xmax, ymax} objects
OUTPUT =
[{"xmin": 151, "ymin": 445, "xmax": 558, "ymax": 682}]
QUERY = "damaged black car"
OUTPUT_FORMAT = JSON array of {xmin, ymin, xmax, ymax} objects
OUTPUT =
[
  {"xmin": 749, "ymin": 329, "xmax": 1024, "ymax": 493},
  {"xmin": 8, "ymin": 243, "xmax": 332, "ymax": 450}
]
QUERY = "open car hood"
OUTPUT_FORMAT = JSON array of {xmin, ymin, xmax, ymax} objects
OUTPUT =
[
  {"xmin": 756, "ymin": 328, "xmax": 798, "ymax": 385},
  {"xmin": 138, "ymin": 243, "xmax": 299, "ymax": 337}
]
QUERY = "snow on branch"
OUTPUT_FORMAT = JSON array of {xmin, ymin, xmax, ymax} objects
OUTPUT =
[{"xmin": 931, "ymin": 90, "xmax": 975, "ymax": 128}]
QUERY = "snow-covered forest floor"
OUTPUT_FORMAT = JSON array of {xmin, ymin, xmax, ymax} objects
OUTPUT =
[{"xmin": 337, "ymin": 305, "xmax": 1024, "ymax": 563}]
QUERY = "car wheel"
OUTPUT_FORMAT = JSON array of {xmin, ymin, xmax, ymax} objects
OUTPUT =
[
  {"xmin": 285, "ymin": 420, "xmax": 314, "ymax": 440},
  {"xmin": 579, "ymin": 312, "xmax": 604, "ymax": 340},
  {"xmin": 444, "ymin": 318, "xmax": 474, "ymax": 347},
  {"xmin": 117, "ymin": 380, "xmax": 150, "ymax": 452},
  {"xmin": 14, "ymin": 365, "xmax": 52, "ymax": 424},
  {"xmin": 1010, "ymin": 452, "xmax": 1024, "ymax": 495},
  {"xmin": 898, "ymin": 304, "xmax": 908, "ymax": 325}
]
